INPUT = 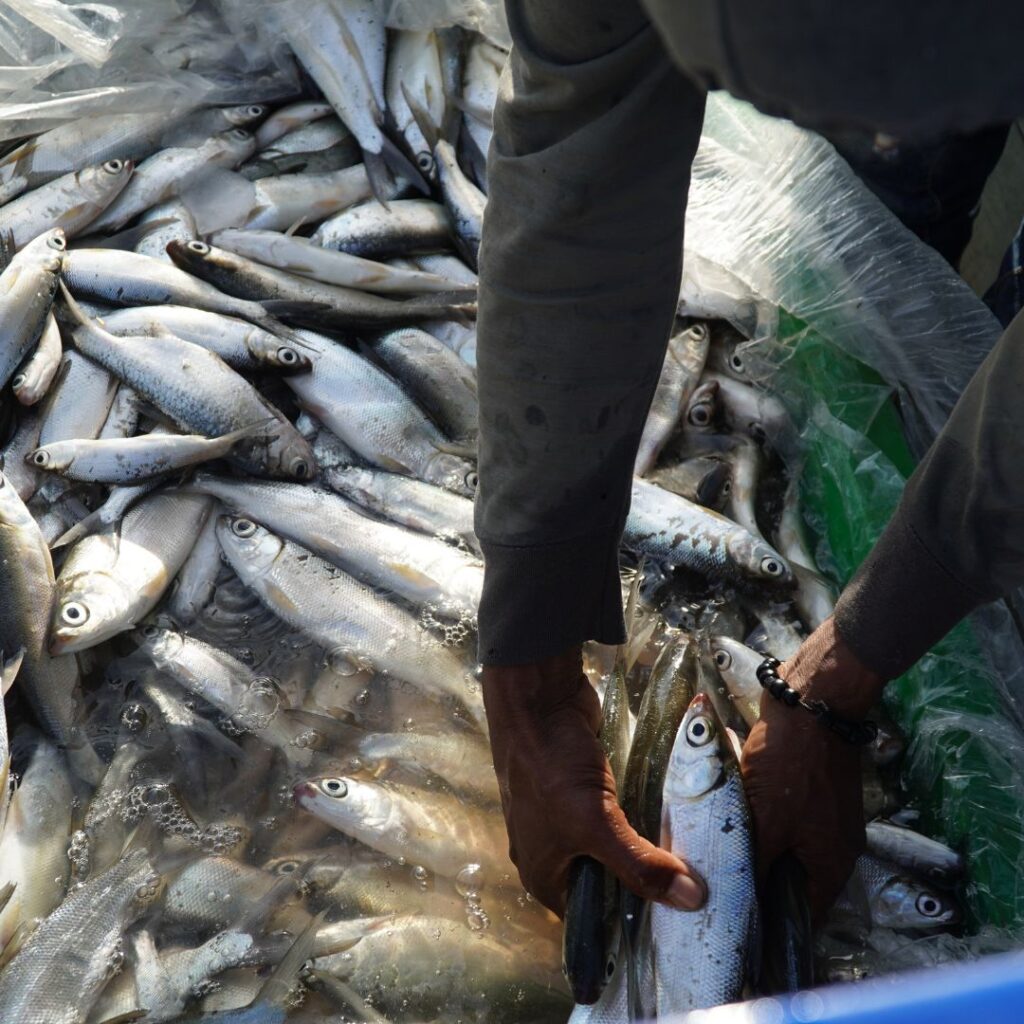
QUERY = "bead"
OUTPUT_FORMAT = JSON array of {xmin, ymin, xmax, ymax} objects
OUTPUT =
[{"xmin": 781, "ymin": 686, "xmax": 800, "ymax": 706}]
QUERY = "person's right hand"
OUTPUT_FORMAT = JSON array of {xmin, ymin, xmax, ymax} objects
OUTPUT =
[{"xmin": 482, "ymin": 645, "xmax": 706, "ymax": 917}]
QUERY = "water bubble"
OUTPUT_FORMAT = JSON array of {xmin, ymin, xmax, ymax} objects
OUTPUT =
[{"xmin": 455, "ymin": 863, "xmax": 484, "ymax": 898}]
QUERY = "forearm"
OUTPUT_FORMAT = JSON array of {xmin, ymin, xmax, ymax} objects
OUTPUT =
[
  {"xmin": 835, "ymin": 308, "xmax": 1024, "ymax": 678},
  {"xmin": 475, "ymin": 0, "xmax": 705, "ymax": 665}
]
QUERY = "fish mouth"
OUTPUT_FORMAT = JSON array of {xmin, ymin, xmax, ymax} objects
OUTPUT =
[
  {"xmin": 292, "ymin": 781, "xmax": 317, "ymax": 804},
  {"xmin": 689, "ymin": 692, "xmax": 714, "ymax": 716}
]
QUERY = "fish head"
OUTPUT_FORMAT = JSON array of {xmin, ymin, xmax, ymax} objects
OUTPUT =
[
  {"xmin": 166, "ymin": 238, "xmax": 216, "ymax": 275},
  {"xmin": 25, "ymin": 443, "xmax": 73, "ymax": 473},
  {"xmin": 425, "ymin": 452, "xmax": 477, "ymax": 497},
  {"xmin": 79, "ymin": 157, "xmax": 134, "ymax": 203},
  {"xmin": 218, "ymin": 127, "xmax": 258, "ymax": 164},
  {"xmin": 267, "ymin": 429, "xmax": 317, "ymax": 482},
  {"xmin": 245, "ymin": 329, "xmax": 313, "ymax": 374},
  {"xmin": 50, "ymin": 571, "xmax": 132, "ymax": 654},
  {"xmin": 16, "ymin": 227, "xmax": 66, "ymax": 274},
  {"xmin": 665, "ymin": 693, "xmax": 727, "ymax": 800},
  {"xmin": 131, "ymin": 622, "xmax": 184, "ymax": 662},
  {"xmin": 873, "ymin": 876, "xmax": 961, "ymax": 930},
  {"xmin": 223, "ymin": 103, "xmax": 267, "ymax": 127},
  {"xmin": 294, "ymin": 775, "xmax": 391, "ymax": 836},
  {"xmin": 216, "ymin": 515, "xmax": 284, "ymax": 576},
  {"xmin": 726, "ymin": 532, "xmax": 794, "ymax": 588}
]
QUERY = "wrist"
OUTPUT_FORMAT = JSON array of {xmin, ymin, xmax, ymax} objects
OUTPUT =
[
  {"xmin": 481, "ymin": 645, "xmax": 586, "ymax": 718},
  {"xmin": 779, "ymin": 618, "xmax": 887, "ymax": 719}
]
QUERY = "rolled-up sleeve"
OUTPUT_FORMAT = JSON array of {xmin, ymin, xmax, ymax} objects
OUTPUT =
[{"xmin": 475, "ymin": 0, "xmax": 706, "ymax": 665}]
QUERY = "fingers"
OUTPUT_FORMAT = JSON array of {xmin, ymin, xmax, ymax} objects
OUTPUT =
[{"xmin": 589, "ymin": 800, "xmax": 706, "ymax": 911}]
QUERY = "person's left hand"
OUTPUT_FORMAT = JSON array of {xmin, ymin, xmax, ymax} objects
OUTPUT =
[{"xmin": 740, "ymin": 617, "xmax": 886, "ymax": 920}]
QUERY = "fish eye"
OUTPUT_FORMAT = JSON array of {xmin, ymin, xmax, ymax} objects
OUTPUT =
[
  {"xmin": 30, "ymin": 450, "xmax": 51, "ymax": 467},
  {"xmin": 464, "ymin": 470, "xmax": 479, "ymax": 490},
  {"xmin": 12, "ymin": 374, "xmax": 26, "ymax": 389},
  {"xmin": 689, "ymin": 323, "xmax": 708, "ymax": 342},
  {"xmin": 140, "ymin": 624, "xmax": 160, "ymax": 639},
  {"xmin": 685, "ymin": 714, "xmax": 715, "ymax": 747},
  {"xmin": 689, "ymin": 405, "xmax": 711, "ymax": 426},
  {"xmin": 721, "ymin": 479, "xmax": 732, "ymax": 496},
  {"xmin": 416, "ymin": 152, "xmax": 434, "ymax": 172},
  {"xmin": 605, "ymin": 957, "xmax": 615, "ymax": 979},
  {"xmin": 188, "ymin": 241, "xmax": 210, "ymax": 255},
  {"xmin": 749, "ymin": 423, "xmax": 767, "ymax": 444},
  {"xmin": 230, "ymin": 518, "xmax": 257, "ymax": 538},
  {"xmin": 61, "ymin": 601, "xmax": 90, "ymax": 627},
  {"xmin": 760, "ymin": 556, "xmax": 784, "ymax": 577},
  {"xmin": 247, "ymin": 105, "xmax": 264, "ymax": 118},
  {"xmin": 276, "ymin": 860, "xmax": 300, "ymax": 875},
  {"xmin": 291, "ymin": 459, "xmax": 310, "ymax": 480},
  {"xmin": 916, "ymin": 894, "xmax": 943, "ymax": 918},
  {"xmin": 729, "ymin": 352, "xmax": 745, "ymax": 372},
  {"xmin": 47, "ymin": 234, "xmax": 66, "ymax": 251},
  {"xmin": 103, "ymin": 159, "xmax": 124, "ymax": 173},
  {"xmin": 230, "ymin": 128, "xmax": 250, "ymax": 140},
  {"xmin": 277, "ymin": 346, "xmax": 299, "ymax": 366},
  {"xmin": 318, "ymin": 777, "xmax": 348, "ymax": 798},
  {"xmin": 713, "ymin": 648, "xmax": 732, "ymax": 670},
  {"xmin": 120, "ymin": 702, "xmax": 148, "ymax": 732}
]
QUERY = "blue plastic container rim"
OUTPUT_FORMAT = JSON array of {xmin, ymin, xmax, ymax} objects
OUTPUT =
[{"xmin": 662, "ymin": 950, "xmax": 1024, "ymax": 1024}]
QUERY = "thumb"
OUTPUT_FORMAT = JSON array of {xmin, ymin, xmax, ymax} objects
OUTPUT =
[{"xmin": 589, "ymin": 801, "xmax": 706, "ymax": 911}]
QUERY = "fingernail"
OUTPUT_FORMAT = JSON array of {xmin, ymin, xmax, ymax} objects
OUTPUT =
[{"xmin": 666, "ymin": 872, "xmax": 705, "ymax": 911}]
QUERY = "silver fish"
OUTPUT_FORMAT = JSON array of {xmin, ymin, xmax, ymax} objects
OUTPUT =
[
  {"xmin": 188, "ymin": 474, "xmax": 482, "ymax": 617},
  {"xmin": 0, "ymin": 733, "xmax": 73, "ymax": 950},
  {"xmin": 625, "ymin": 478, "xmax": 793, "ymax": 587},
  {"xmin": 286, "ymin": 329, "xmax": 476, "ymax": 496},
  {"xmin": 725, "ymin": 437, "xmax": 764, "ymax": 541},
  {"xmin": 39, "ymin": 350, "xmax": 117, "ymax": 447},
  {"xmin": 240, "ymin": 165, "xmax": 372, "ymax": 231},
  {"xmin": 369, "ymin": 327, "xmax": 478, "ymax": 444},
  {"xmin": 635, "ymin": 322, "xmax": 710, "ymax": 475},
  {"xmin": 0, "ymin": 407, "xmax": 43, "ymax": 500},
  {"xmin": 11, "ymin": 311, "xmax": 62, "ymax": 407},
  {"xmin": 0, "ymin": 850, "xmax": 160, "ymax": 1024},
  {"xmin": 62, "ymin": 288, "xmax": 315, "ymax": 480},
  {"xmin": 0, "ymin": 471, "xmax": 101, "ymax": 780},
  {"xmin": 166, "ymin": 239, "xmax": 474, "ymax": 332},
  {"xmin": 294, "ymin": 774, "xmax": 512, "ymax": 881},
  {"xmin": 254, "ymin": 101, "xmax": 335, "ymax": 149},
  {"xmin": 259, "ymin": 118, "xmax": 352, "ymax": 160},
  {"xmin": 98, "ymin": 304, "xmax": 311, "ymax": 375},
  {"xmin": 387, "ymin": 30, "xmax": 445, "ymax": 178},
  {"xmin": 312, "ymin": 199, "xmax": 453, "ymax": 258},
  {"xmin": 133, "ymin": 198, "xmax": 199, "ymax": 262},
  {"xmin": 844, "ymin": 854, "xmax": 961, "ymax": 930},
  {"xmin": 161, "ymin": 104, "xmax": 268, "ymax": 149},
  {"xmin": 88, "ymin": 129, "xmax": 256, "ymax": 233},
  {"xmin": 0, "ymin": 160, "xmax": 133, "ymax": 249},
  {"xmin": 322, "ymin": 464, "xmax": 479, "ymax": 554},
  {"xmin": 210, "ymin": 228, "xmax": 459, "ymax": 294},
  {"xmin": 864, "ymin": 822, "xmax": 964, "ymax": 887},
  {"xmin": 647, "ymin": 456, "xmax": 731, "ymax": 510},
  {"xmin": 50, "ymin": 491, "xmax": 213, "ymax": 654},
  {"xmin": 0, "ymin": 228, "xmax": 65, "ymax": 392},
  {"xmin": 651, "ymin": 693, "xmax": 758, "ymax": 1014},
  {"xmin": 216, "ymin": 517, "xmax": 484, "ymax": 727},
  {"xmin": 709, "ymin": 635, "xmax": 764, "ymax": 729},
  {"xmin": 166, "ymin": 512, "xmax": 223, "ymax": 624}
]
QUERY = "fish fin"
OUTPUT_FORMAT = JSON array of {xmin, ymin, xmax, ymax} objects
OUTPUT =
[
  {"xmin": 257, "ymin": 909, "xmax": 328, "ymax": 1008},
  {"xmin": 304, "ymin": 969, "xmax": 391, "ymax": 1024},
  {"xmin": 216, "ymin": 418, "xmax": 281, "ymax": 450},
  {"xmin": 56, "ymin": 281, "xmax": 99, "ymax": 332},
  {"xmin": 0, "ymin": 920, "xmax": 35, "ymax": 968},
  {"xmin": 0, "ymin": 881, "xmax": 15, "ymax": 917},
  {"xmin": 281, "ymin": 708, "xmax": 360, "ymax": 747},
  {"xmin": 430, "ymin": 438, "xmax": 476, "ymax": 460},
  {"xmin": 51, "ymin": 511, "xmax": 102, "ymax": 550},
  {"xmin": 0, "ymin": 229, "xmax": 15, "ymax": 273},
  {"xmin": 93, "ymin": 1012, "xmax": 149, "ymax": 1024},
  {"xmin": 82, "ymin": 217, "xmax": 177, "ymax": 253},
  {"xmin": 401, "ymin": 83, "xmax": 441, "ymax": 154},
  {"xmin": 284, "ymin": 215, "xmax": 309, "ymax": 237},
  {"xmin": 254, "ymin": 308, "xmax": 320, "ymax": 350},
  {"xmin": 375, "ymin": 134, "xmax": 431, "ymax": 200},
  {"xmin": 0, "ymin": 648, "xmax": 25, "ymax": 696}
]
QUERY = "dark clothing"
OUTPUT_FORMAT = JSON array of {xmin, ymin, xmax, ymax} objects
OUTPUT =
[
  {"xmin": 475, "ymin": 0, "xmax": 1024, "ymax": 671},
  {"xmin": 986, "ymin": 213, "xmax": 1024, "ymax": 326},
  {"xmin": 829, "ymin": 125, "xmax": 1011, "ymax": 268}
]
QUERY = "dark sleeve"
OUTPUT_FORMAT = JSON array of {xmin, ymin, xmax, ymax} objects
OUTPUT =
[
  {"xmin": 834, "ymin": 308, "xmax": 1024, "ymax": 678},
  {"xmin": 473, "ymin": 0, "xmax": 706, "ymax": 666}
]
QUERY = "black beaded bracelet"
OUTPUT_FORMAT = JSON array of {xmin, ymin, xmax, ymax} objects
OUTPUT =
[{"xmin": 756, "ymin": 656, "xmax": 878, "ymax": 746}]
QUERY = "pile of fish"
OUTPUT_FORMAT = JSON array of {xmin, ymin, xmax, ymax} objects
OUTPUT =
[{"xmin": 0, "ymin": 2, "xmax": 971, "ymax": 1021}]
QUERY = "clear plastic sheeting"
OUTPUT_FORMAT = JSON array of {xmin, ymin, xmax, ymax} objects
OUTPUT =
[
  {"xmin": 686, "ymin": 92, "xmax": 1003, "ymax": 458},
  {"xmin": 384, "ymin": 0, "xmax": 510, "ymax": 47}
]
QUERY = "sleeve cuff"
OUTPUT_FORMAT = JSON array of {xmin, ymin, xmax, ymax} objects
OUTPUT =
[
  {"xmin": 833, "ymin": 504, "xmax": 990, "ymax": 679},
  {"xmin": 476, "ymin": 530, "xmax": 626, "ymax": 666}
]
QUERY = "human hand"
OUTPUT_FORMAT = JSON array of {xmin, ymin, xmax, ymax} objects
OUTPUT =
[
  {"xmin": 482, "ymin": 645, "xmax": 706, "ymax": 917},
  {"xmin": 741, "ymin": 617, "xmax": 887, "ymax": 921}
]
